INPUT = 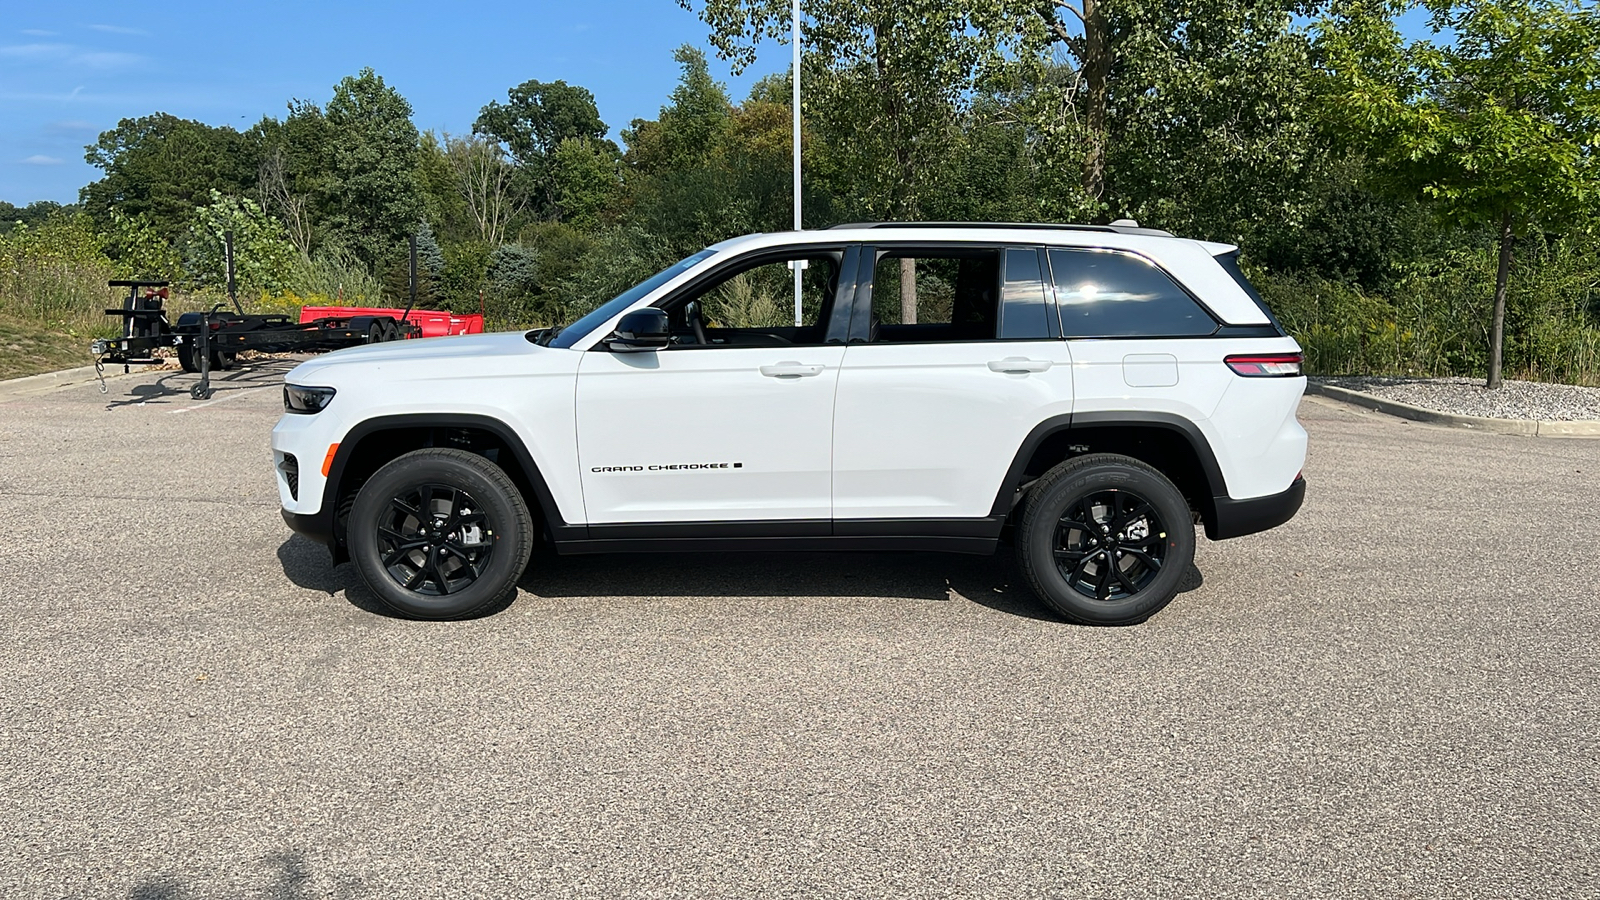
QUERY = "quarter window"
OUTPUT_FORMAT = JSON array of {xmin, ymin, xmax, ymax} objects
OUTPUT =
[
  {"xmin": 999, "ymin": 248, "xmax": 1054, "ymax": 340},
  {"xmin": 1047, "ymin": 249, "xmax": 1217, "ymax": 338}
]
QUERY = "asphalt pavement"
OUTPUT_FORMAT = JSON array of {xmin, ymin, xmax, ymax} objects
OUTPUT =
[{"xmin": 0, "ymin": 360, "xmax": 1595, "ymax": 899}]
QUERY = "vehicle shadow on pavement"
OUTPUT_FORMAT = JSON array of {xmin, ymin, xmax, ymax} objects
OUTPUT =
[
  {"xmin": 276, "ymin": 535, "xmax": 1057, "ymax": 622},
  {"xmin": 102, "ymin": 358, "xmax": 299, "ymax": 409},
  {"xmin": 276, "ymin": 535, "xmax": 399, "ymax": 619},
  {"xmin": 128, "ymin": 849, "xmax": 314, "ymax": 900}
]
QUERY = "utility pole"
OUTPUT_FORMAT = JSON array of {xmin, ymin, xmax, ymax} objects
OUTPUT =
[{"xmin": 792, "ymin": 0, "xmax": 803, "ymax": 326}]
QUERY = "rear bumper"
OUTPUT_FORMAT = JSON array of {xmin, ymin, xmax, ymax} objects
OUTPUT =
[{"xmin": 1206, "ymin": 476, "xmax": 1305, "ymax": 540}]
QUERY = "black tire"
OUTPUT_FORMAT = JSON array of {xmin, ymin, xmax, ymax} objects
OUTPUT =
[
  {"xmin": 210, "ymin": 350, "xmax": 236, "ymax": 371},
  {"xmin": 1015, "ymin": 453, "xmax": 1196, "ymax": 625},
  {"xmin": 176, "ymin": 342, "xmax": 199, "ymax": 373},
  {"xmin": 367, "ymin": 322, "xmax": 385, "ymax": 344},
  {"xmin": 348, "ymin": 448, "xmax": 534, "ymax": 620}
]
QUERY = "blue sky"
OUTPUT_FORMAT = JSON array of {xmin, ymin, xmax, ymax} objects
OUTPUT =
[
  {"xmin": 2, "ymin": 2, "xmax": 1445, "ymax": 207},
  {"xmin": 0, "ymin": 0, "xmax": 790, "ymax": 205}
]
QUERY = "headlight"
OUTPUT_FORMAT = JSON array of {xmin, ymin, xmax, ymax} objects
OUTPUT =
[{"xmin": 283, "ymin": 384, "xmax": 337, "ymax": 414}]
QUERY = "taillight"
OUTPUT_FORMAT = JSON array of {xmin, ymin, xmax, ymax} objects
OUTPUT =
[{"xmin": 1225, "ymin": 353, "xmax": 1303, "ymax": 377}]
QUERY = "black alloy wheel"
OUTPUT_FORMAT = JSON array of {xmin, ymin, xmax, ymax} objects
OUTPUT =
[
  {"xmin": 1015, "ymin": 453, "xmax": 1195, "ymax": 625},
  {"xmin": 1054, "ymin": 488, "xmax": 1168, "ymax": 602},
  {"xmin": 348, "ymin": 448, "xmax": 534, "ymax": 619},
  {"xmin": 375, "ymin": 483, "xmax": 495, "ymax": 596}
]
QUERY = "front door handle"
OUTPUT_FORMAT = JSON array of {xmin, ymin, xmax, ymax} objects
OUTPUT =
[
  {"xmin": 988, "ymin": 358, "xmax": 1052, "ymax": 374},
  {"xmin": 760, "ymin": 362, "xmax": 825, "ymax": 378}
]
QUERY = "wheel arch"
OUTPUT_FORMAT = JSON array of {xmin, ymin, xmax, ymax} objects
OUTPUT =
[
  {"xmin": 992, "ymin": 412, "xmax": 1227, "ymax": 530},
  {"xmin": 320, "ymin": 413, "xmax": 577, "ymax": 562}
]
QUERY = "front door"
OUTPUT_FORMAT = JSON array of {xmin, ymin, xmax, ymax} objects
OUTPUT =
[{"xmin": 575, "ymin": 248, "xmax": 851, "ymax": 525}]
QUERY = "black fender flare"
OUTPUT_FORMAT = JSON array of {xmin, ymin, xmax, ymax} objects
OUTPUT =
[
  {"xmin": 988, "ymin": 411, "xmax": 1230, "ymax": 523},
  {"xmin": 309, "ymin": 413, "xmax": 582, "ymax": 549}
]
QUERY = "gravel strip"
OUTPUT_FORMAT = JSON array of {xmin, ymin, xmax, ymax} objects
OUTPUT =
[{"xmin": 1317, "ymin": 375, "xmax": 1600, "ymax": 421}]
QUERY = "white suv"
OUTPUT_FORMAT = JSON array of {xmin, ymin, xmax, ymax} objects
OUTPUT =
[{"xmin": 273, "ymin": 223, "xmax": 1307, "ymax": 624}]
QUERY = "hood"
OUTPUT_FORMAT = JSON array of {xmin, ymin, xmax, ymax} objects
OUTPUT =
[{"xmin": 285, "ymin": 331, "xmax": 547, "ymax": 383}]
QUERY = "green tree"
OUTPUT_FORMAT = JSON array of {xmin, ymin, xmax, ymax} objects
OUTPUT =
[
  {"xmin": 1319, "ymin": 0, "xmax": 1600, "ymax": 387},
  {"xmin": 1010, "ymin": 0, "xmax": 1319, "ymax": 229},
  {"xmin": 416, "ymin": 131, "xmax": 473, "ymax": 244},
  {"xmin": 551, "ymin": 137, "xmax": 622, "ymax": 231},
  {"xmin": 0, "ymin": 201, "xmax": 66, "ymax": 236},
  {"xmin": 474, "ymin": 80, "xmax": 609, "ymax": 216},
  {"xmin": 623, "ymin": 46, "xmax": 733, "ymax": 176},
  {"xmin": 322, "ymin": 69, "xmax": 424, "ymax": 270},
  {"xmin": 444, "ymin": 132, "xmax": 528, "ymax": 246},
  {"xmin": 251, "ymin": 100, "xmax": 332, "ymax": 258},
  {"xmin": 106, "ymin": 210, "xmax": 184, "ymax": 281},
  {"xmin": 683, "ymin": 1, "xmax": 1012, "ymax": 222},
  {"xmin": 184, "ymin": 190, "xmax": 297, "ymax": 297},
  {"xmin": 81, "ymin": 114, "xmax": 257, "ymax": 242}
]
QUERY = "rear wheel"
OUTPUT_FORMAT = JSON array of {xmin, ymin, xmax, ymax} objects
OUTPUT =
[
  {"xmin": 176, "ymin": 343, "xmax": 235, "ymax": 372},
  {"xmin": 348, "ymin": 449, "xmax": 534, "ymax": 619},
  {"xmin": 1015, "ymin": 453, "xmax": 1195, "ymax": 625}
]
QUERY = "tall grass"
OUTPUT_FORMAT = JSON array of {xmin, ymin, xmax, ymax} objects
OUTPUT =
[
  {"xmin": 0, "ymin": 256, "xmax": 119, "ymax": 336},
  {"xmin": 1254, "ymin": 238, "xmax": 1600, "ymax": 386}
]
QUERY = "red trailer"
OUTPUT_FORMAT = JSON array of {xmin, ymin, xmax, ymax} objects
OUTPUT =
[{"xmin": 297, "ymin": 307, "xmax": 484, "ymax": 338}]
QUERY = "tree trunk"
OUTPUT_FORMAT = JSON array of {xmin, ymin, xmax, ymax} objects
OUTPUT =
[
  {"xmin": 900, "ymin": 256, "xmax": 917, "ymax": 324},
  {"xmin": 1081, "ymin": 0, "xmax": 1111, "ymax": 213},
  {"xmin": 1487, "ymin": 212, "xmax": 1514, "ymax": 390}
]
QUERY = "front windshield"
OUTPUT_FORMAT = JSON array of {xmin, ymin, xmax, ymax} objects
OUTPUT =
[{"xmin": 547, "ymin": 250, "xmax": 716, "ymax": 349}]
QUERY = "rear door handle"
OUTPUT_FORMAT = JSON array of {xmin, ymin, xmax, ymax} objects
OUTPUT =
[
  {"xmin": 988, "ymin": 358, "xmax": 1052, "ymax": 374},
  {"xmin": 760, "ymin": 362, "xmax": 825, "ymax": 378}
]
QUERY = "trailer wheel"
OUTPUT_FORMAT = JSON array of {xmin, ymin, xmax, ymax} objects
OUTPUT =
[
  {"xmin": 348, "ymin": 449, "xmax": 534, "ymax": 620},
  {"xmin": 210, "ymin": 350, "xmax": 237, "ymax": 371},
  {"xmin": 176, "ymin": 342, "xmax": 199, "ymax": 373}
]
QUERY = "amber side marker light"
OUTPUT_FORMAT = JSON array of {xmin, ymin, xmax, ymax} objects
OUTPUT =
[
  {"xmin": 321, "ymin": 444, "xmax": 340, "ymax": 477},
  {"xmin": 1225, "ymin": 353, "xmax": 1303, "ymax": 377}
]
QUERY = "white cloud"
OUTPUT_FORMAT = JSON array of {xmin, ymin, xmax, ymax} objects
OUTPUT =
[
  {"xmin": 0, "ymin": 43, "xmax": 143, "ymax": 70},
  {"xmin": 89, "ymin": 24, "xmax": 149, "ymax": 36},
  {"xmin": 72, "ymin": 51, "xmax": 143, "ymax": 69},
  {"xmin": 0, "ymin": 43, "xmax": 74, "ymax": 61},
  {"xmin": 20, "ymin": 155, "xmax": 64, "ymax": 165},
  {"xmin": 21, "ymin": 29, "xmax": 59, "ymax": 37},
  {"xmin": 47, "ymin": 119, "xmax": 97, "ymax": 135}
]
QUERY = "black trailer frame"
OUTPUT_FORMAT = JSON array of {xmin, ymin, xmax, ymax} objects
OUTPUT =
[{"xmin": 92, "ymin": 233, "xmax": 423, "ymax": 399}]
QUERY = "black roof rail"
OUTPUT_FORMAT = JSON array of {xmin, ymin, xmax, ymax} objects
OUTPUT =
[{"xmin": 825, "ymin": 221, "xmax": 1176, "ymax": 238}]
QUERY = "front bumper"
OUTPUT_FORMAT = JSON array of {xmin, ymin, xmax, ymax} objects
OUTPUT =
[
  {"xmin": 283, "ymin": 508, "xmax": 336, "ymax": 545},
  {"xmin": 1205, "ymin": 476, "xmax": 1306, "ymax": 540}
]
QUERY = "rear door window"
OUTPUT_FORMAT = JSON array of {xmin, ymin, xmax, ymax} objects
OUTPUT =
[{"xmin": 1047, "ymin": 249, "xmax": 1217, "ymax": 338}]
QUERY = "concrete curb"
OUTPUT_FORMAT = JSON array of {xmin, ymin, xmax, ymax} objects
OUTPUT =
[
  {"xmin": 1305, "ymin": 381, "xmax": 1600, "ymax": 437},
  {"xmin": 0, "ymin": 362, "xmax": 138, "ymax": 402}
]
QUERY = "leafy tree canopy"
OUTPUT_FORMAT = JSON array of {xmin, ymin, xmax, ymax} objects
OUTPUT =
[
  {"xmin": 1318, "ymin": 0, "xmax": 1600, "ymax": 385},
  {"xmin": 322, "ymin": 68, "xmax": 425, "ymax": 269},
  {"xmin": 81, "ymin": 114, "xmax": 257, "ymax": 243}
]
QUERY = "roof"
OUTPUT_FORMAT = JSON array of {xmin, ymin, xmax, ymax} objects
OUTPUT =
[{"xmin": 827, "ymin": 220, "xmax": 1177, "ymax": 238}]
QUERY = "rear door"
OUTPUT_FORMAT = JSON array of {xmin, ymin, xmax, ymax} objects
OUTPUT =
[{"xmin": 830, "ymin": 245, "xmax": 1075, "ymax": 522}]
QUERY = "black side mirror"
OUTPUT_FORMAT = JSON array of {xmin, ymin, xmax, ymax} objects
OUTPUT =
[{"xmin": 608, "ymin": 308, "xmax": 670, "ymax": 352}]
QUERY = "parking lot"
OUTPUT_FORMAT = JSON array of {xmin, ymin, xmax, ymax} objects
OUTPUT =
[{"xmin": 1, "ymin": 360, "xmax": 1595, "ymax": 899}]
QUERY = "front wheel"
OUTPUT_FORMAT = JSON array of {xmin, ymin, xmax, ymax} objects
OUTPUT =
[
  {"xmin": 1015, "ymin": 453, "xmax": 1196, "ymax": 625},
  {"xmin": 348, "ymin": 449, "xmax": 534, "ymax": 619}
]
